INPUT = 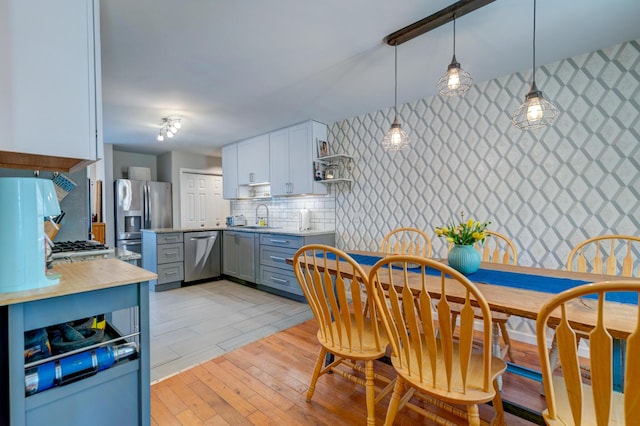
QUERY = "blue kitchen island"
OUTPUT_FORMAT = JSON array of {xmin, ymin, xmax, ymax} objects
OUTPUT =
[{"xmin": 0, "ymin": 258, "xmax": 156, "ymax": 426}]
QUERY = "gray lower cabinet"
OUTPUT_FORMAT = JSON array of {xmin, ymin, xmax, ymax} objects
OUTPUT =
[
  {"xmin": 258, "ymin": 232, "xmax": 335, "ymax": 300},
  {"xmin": 222, "ymin": 231, "xmax": 258, "ymax": 283},
  {"xmin": 3, "ymin": 279, "xmax": 150, "ymax": 426},
  {"xmin": 142, "ymin": 232, "xmax": 184, "ymax": 291}
]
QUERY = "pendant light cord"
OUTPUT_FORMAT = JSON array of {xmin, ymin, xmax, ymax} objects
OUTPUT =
[
  {"xmin": 532, "ymin": 0, "xmax": 536, "ymax": 84},
  {"xmin": 394, "ymin": 43, "xmax": 398, "ymax": 118},
  {"xmin": 452, "ymin": 14, "xmax": 456, "ymax": 57}
]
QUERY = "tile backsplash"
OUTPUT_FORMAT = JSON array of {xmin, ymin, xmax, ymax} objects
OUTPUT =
[{"xmin": 231, "ymin": 194, "xmax": 335, "ymax": 231}]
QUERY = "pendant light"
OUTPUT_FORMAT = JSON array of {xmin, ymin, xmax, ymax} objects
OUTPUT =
[
  {"xmin": 437, "ymin": 15, "xmax": 472, "ymax": 97},
  {"xmin": 382, "ymin": 44, "xmax": 410, "ymax": 151},
  {"xmin": 511, "ymin": 0, "xmax": 558, "ymax": 129}
]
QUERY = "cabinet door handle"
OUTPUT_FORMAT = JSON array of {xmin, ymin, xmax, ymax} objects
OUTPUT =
[
  {"xmin": 249, "ymin": 172, "xmax": 254, "ymax": 183},
  {"xmin": 164, "ymin": 251, "xmax": 178, "ymax": 256},
  {"xmin": 269, "ymin": 255, "xmax": 286, "ymax": 262},
  {"xmin": 165, "ymin": 271, "xmax": 178, "ymax": 276},
  {"xmin": 269, "ymin": 239, "xmax": 289, "ymax": 244},
  {"xmin": 270, "ymin": 277, "xmax": 289, "ymax": 284}
]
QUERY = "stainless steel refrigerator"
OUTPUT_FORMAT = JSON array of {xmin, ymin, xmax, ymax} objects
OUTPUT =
[{"xmin": 115, "ymin": 179, "xmax": 172, "ymax": 254}]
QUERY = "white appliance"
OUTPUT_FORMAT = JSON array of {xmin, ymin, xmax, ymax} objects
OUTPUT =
[
  {"xmin": 115, "ymin": 179, "xmax": 173, "ymax": 254},
  {"xmin": 299, "ymin": 208, "xmax": 311, "ymax": 231}
]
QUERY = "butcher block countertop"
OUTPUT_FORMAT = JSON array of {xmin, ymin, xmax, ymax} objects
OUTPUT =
[{"xmin": 0, "ymin": 258, "xmax": 157, "ymax": 306}]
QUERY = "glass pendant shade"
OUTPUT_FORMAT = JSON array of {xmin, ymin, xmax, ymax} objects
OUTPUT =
[
  {"xmin": 157, "ymin": 132, "xmax": 164, "ymax": 142},
  {"xmin": 382, "ymin": 44, "xmax": 410, "ymax": 151},
  {"xmin": 511, "ymin": 0, "xmax": 558, "ymax": 130},
  {"xmin": 511, "ymin": 82, "xmax": 558, "ymax": 129},
  {"xmin": 437, "ymin": 16, "xmax": 472, "ymax": 97},
  {"xmin": 437, "ymin": 55, "xmax": 472, "ymax": 96},
  {"xmin": 382, "ymin": 117, "xmax": 410, "ymax": 151}
]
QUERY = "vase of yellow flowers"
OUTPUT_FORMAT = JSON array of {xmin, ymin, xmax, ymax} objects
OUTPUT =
[{"xmin": 435, "ymin": 213, "xmax": 490, "ymax": 275}]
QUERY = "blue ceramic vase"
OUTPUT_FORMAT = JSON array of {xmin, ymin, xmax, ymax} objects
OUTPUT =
[{"xmin": 448, "ymin": 244, "xmax": 481, "ymax": 275}]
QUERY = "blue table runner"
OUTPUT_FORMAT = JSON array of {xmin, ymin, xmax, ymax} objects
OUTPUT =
[{"xmin": 319, "ymin": 252, "xmax": 637, "ymax": 305}]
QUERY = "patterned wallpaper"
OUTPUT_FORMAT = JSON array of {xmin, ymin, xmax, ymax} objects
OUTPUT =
[{"xmin": 330, "ymin": 39, "xmax": 640, "ymax": 271}]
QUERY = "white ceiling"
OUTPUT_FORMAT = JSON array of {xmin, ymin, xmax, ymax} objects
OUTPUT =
[{"xmin": 100, "ymin": 0, "xmax": 640, "ymax": 156}]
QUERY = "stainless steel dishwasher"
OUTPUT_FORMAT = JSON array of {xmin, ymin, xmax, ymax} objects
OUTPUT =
[{"xmin": 184, "ymin": 230, "xmax": 222, "ymax": 282}]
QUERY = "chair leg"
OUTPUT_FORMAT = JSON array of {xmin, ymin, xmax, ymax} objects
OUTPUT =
[
  {"xmin": 468, "ymin": 404, "xmax": 480, "ymax": 426},
  {"xmin": 491, "ymin": 377, "xmax": 506, "ymax": 426},
  {"xmin": 306, "ymin": 347, "xmax": 327, "ymax": 401},
  {"xmin": 491, "ymin": 323, "xmax": 503, "ymax": 392},
  {"xmin": 498, "ymin": 321, "xmax": 513, "ymax": 362},
  {"xmin": 540, "ymin": 333, "xmax": 559, "ymax": 396},
  {"xmin": 364, "ymin": 360, "xmax": 376, "ymax": 426},
  {"xmin": 384, "ymin": 376, "xmax": 405, "ymax": 426}
]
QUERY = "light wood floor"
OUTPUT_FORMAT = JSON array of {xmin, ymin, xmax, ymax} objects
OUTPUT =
[
  {"xmin": 149, "ymin": 279, "xmax": 313, "ymax": 383},
  {"xmin": 150, "ymin": 283, "xmax": 547, "ymax": 425}
]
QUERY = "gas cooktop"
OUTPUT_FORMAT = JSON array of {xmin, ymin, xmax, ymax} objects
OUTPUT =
[{"xmin": 51, "ymin": 241, "xmax": 110, "ymax": 253}]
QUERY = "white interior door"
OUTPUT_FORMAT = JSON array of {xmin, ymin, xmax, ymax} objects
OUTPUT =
[{"xmin": 180, "ymin": 172, "xmax": 230, "ymax": 228}]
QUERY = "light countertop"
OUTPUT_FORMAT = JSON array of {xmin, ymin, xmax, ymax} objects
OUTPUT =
[
  {"xmin": 142, "ymin": 227, "xmax": 335, "ymax": 237},
  {"xmin": 0, "ymin": 258, "xmax": 157, "ymax": 306}
]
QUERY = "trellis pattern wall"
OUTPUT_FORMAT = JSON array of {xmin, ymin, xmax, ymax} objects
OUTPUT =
[{"xmin": 330, "ymin": 39, "xmax": 640, "ymax": 271}]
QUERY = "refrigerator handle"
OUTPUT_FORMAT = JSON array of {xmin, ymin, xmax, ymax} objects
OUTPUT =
[{"xmin": 143, "ymin": 184, "xmax": 150, "ymax": 229}]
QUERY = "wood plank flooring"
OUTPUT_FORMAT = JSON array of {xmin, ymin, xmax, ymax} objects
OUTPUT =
[{"xmin": 151, "ymin": 317, "xmax": 548, "ymax": 425}]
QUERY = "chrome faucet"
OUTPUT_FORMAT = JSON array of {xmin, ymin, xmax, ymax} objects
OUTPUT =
[{"xmin": 255, "ymin": 203, "xmax": 269, "ymax": 226}]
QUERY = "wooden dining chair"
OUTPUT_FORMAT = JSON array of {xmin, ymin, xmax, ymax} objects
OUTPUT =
[
  {"xmin": 536, "ymin": 280, "xmax": 640, "ymax": 425},
  {"xmin": 369, "ymin": 255, "xmax": 506, "ymax": 426},
  {"xmin": 380, "ymin": 227, "xmax": 433, "ymax": 257},
  {"xmin": 567, "ymin": 235, "xmax": 640, "ymax": 277},
  {"xmin": 292, "ymin": 244, "xmax": 393, "ymax": 426},
  {"xmin": 547, "ymin": 235, "xmax": 640, "ymax": 377},
  {"xmin": 449, "ymin": 230, "xmax": 518, "ymax": 363}
]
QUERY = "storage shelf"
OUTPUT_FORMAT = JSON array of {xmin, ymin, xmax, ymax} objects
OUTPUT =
[
  {"xmin": 314, "ymin": 153, "xmax": 354, "ymax": 189},
  {"xmin": 317, "ymin": 178, "xmax": 353, "ymax": 184},
  {"xmin": 314, "ymin": 154, "xmax": 354, "ymax": 164}
]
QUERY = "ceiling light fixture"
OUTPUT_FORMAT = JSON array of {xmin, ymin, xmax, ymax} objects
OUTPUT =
[
  {"xmin": 437, "ymin": 14, "xmax": 472, "ymax": 96},
  {"xmin": 511, "ymin": 0, "xmax": 558, "ymax": 130},
  {"xmin": 157, "ymin": 117, "xmax": 182, "ymax": 141},
  {"xmin": 382, "ymin": 44, "xmax": 410, "ymax": 152}
]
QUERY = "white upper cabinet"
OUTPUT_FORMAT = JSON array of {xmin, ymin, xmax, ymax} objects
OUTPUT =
[
  {"xmin": 0, "ymin": 0, "xmax": 102, "ymax": 172},
  {"xmin": 237, "ymin": 134, "xmax": 269, "ymax": 185},
  {"xmin": 269, "ymin": 121, "xmax": 327, "ymax": 196},
  {"xmin": 222, "ymin": 144, "xmax": 238, "ymax": 199},
  {"xmin": 268, "ymin": 128, "xmax": 289, "ymax": 196}
]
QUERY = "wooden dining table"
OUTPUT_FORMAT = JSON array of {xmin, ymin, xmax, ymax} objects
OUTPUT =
[
  {"xmin": 287, "ymin": 250, "xmax": 639, "ymax": 423},
  {"xmin": 290, "ymin": 250, "xmax": 638, "ymax": 338}
]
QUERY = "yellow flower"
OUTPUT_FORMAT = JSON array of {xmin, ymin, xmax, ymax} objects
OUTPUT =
[{"xmin": 434, "ymin": 213, "xmax": 491, "ymax": 245}]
